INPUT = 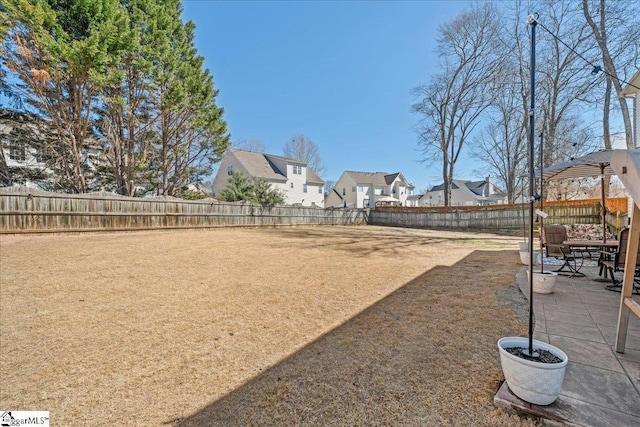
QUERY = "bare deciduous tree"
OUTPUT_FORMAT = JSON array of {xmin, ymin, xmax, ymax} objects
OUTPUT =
[
  {"xmin": 534, "ymin": 0, "xmax": 600, "ymax": 168},
  {"xmin": 582, "ymin": 0, "xmax": 639, "ymax": 149},
  {"xmin": 474, "ymin": 1, "xmax": 604, "ymax": 203},
  {"xmin": 233, "ymin": 138, "xmax": 266, "ymax": 153},
  {"xmin": 472, "ymin": 1, "xmax": 530, "ymax": 203},
  {"xmin": 283, "ymin": 134, "xmax": 325, "ymax": 177},
  {"xmin": 473, "ymin": 88, "xmax": 528, "ymax": 203},
  {"xmin": 413, "ymin": 3, "xmax": 504, "ymax": 206}
]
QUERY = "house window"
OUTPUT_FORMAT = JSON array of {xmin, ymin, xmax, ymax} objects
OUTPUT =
[
  {"xmin": 342, "ymin": 188, "xmax": 346, "ymax": 196},
  {"xmin": 35, "ymin": 150, "xmax": 47, "ymax": 163},
  {"xmin": 352, "ymin": 186, "xmax": 356, "ymax": 192},
  {"xmin": 292, "ymin": 164, "xmax": 302, "ymax": 174},
  {"xmin": 303, "ymin": 183, "xmax": 308, "ymax": 193},
  {"xmin": 318, "ymin": 186, "xmax": 322, "ymax": 194},
  {"xmin": 8, "ymin": 141, "xmax": 26, "ymax": 162},
  {"xmin": 227, "ymin": 165, "xmax": 233, "ymax": 175},
  {"xmin": 290, "ymin": 182, "xmax": 294, "ymax": 188}
]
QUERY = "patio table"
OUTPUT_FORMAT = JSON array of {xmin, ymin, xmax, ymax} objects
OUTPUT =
[{"xmin": 562, "ymin": 240, "xmax": 619, "ymax": 280}]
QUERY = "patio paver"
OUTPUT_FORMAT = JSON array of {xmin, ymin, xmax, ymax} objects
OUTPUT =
[{"xmin": 494, "ymin": 265, "xmax": 640, "ymax": 426}]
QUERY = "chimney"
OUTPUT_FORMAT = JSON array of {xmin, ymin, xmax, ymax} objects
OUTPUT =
[{"xmin": 485, "ymin": 176, "xmax": 493, "ymax": 195}]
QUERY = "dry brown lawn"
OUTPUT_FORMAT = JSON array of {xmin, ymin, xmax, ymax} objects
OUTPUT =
[{"xmin": 0, "ymin": 225, "xmax": 540, "ymax": 426}]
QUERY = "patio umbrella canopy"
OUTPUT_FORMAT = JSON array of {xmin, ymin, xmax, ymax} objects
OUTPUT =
[
  {"xmin": 538, "ymin": 149, "xmax": 630, "ymax": 242},
  {"xmin": 539, "ymin": 150, "xmax": 619, "ymax": 181}
]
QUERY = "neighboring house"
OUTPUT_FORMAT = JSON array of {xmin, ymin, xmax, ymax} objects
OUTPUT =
[
  {"xmin": 211, "ymin": 149, "xmax": 325, "ymax": 207},
  {"xmin": 324, "ymin": 171, "xmax": 415, "ymax": 208},
  {"xmin": 405, "ymin": 193, "xmax": 421, "ymax": 207},
  {"xmin": 611, "ymin": 132, "xmax": 627, "ymax": 149},
  {"xmin": 1, "ymin": 109, "xmax": 48, "ymax": 187},
  {"xmin": 1, "ymin": 108, "xmax": 106, "ymax": 190},
  {"xmin": 621, "ymin": 68, "xmax": 640, "ymax": 149},
  {"xmin": 421, "ymin": 177, "xmax": 507, "ymax": 206},
  {"xmin": 619, "ymin": 68, "xmax": 640, "ymax": 216}
]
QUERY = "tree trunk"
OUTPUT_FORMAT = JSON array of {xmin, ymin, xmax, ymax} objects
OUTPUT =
[
  {"xmin": 442, "ymin": 157, "xmax": 450, "ymax": 206},
  {"xmin": 583, "ymin": 0, "xmax": 634, "ymax": 149}
]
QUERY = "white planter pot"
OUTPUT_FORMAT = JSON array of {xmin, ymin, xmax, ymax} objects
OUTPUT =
[
  {"xmin": 527, "ymin": 270, "xmax": 558, "ymax": 294},
  {"xmin": 498, "ymin": 337, "xmax": 568, "ymax": 405},
  {"xmin": 519, "ymin": 241, "xmax": 529, "ymax": 251},
  {"xmin": 519, "ymin": 251, "xmax": 540, "ymax": 265}
]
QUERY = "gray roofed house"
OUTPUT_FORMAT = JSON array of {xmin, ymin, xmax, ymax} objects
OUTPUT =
[
  {"xmin": 421, "ymin": 177, "xmax": 507, "ymax": 206},
  {"xmin": 211, "ymin": 149, "xmax": 325, "ymax": 207},
  {"xmin": 325, "ymin": 170, "xmax": 416, "ymax": 208}
]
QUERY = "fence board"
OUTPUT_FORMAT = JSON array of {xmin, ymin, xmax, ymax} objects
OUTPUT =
[
  {"xmin": 370, "ymin": 198, "xmax": 628, "ymax": 235},
  {"xmin": 0, "ymin": 186, "xmax": 627, "ymax": 235},
  {"xmin": 0, "ymin": 187, "xmax": 366, "ymax": 233}
]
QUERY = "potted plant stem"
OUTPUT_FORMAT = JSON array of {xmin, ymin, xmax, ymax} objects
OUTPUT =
[{"xmin": 498, "ymin": 14, "xmax": 567, "ymax": 406}]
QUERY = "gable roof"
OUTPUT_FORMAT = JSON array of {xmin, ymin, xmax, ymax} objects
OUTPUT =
[
  {"xmin": 231, "ymin": 149, "xmax": 324, "ymax": 184},
  {"xmin": 305, "ymin": 168, "xmax": 324, "ymax": 185},
  {"xmin": 429, "ymin": 181, "xmax": 463, "ymax": 192},
  {"xmin": 429, "ymin": 179, "xmax": 505, "ymax": 196},
  {"xmin": 344, "ymin": 171, "xmax": 407, "ymax": 186},
  {"xmin": 621, "ymin": 68, "xmax": 640, "ymax": 96},
  {"xmin": 232, "ymin": 150, "xmax": 287, "ymax": 182}
]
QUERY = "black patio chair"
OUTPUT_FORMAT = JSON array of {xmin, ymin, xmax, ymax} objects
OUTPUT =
[
  {"xmin": 601, "ymin": 227, "xmax": 640, "ymax": 295},
  {"xmin": 543, "ymin": 224, "xmax": 585, "ymax": 277}
]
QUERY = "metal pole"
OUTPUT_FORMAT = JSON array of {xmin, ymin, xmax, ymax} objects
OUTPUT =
[
  {"xmin": 527, "ymin": 14, "xmax": 538, "ymax": 357},
  {"xmin": 539, "ymin": 131, "xmax": 544, "ymax": 274},
  {"xmin": 601, "ymin": 164, "xmax": 607, "ymax": 243},
  {"xmin": 521, "ymin": 178, "xmax": 527, "ymax": 242}
]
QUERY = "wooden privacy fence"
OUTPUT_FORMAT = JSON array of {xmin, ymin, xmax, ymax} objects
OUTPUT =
[
  {"xmin": 370, "ymin": 198, "xmax": 629, "ymax": 235},
  {"xmin": 0, "ymin": 186, "xmax": 366, "ymax": 233},
  {"xmin": 0, "ymin": 186, "xmax": 628, "ymax": 235}
]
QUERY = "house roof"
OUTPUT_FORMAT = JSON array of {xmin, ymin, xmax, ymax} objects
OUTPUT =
[
  {"xmin": 232, "ymin": 150, "xmax": 287, "ymax": 182},
  {"xmin": 429, "ymin": 179, "xmax": 505, "ymax": 196},
  {"xmin": 621, "ymin": 68, "xmax": 640, "ymax": 96},
  {"xmin": 231, "ymin": 149, "xmax": 324, "ymax": 184},
  {"xmin": 430, "ymin": 180, "xmax": 463, "ymax": 191},
  {"xmin": 305, "ymin": 168, "xmax": 324, "ymax": 185},
  {"xmin": 344, "ymin": 171, "xmax": 408, "ymax": 186}
]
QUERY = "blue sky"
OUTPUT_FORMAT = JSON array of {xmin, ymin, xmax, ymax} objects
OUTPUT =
[{"xmin": 181, "ymin": 0, "xmax": 473, "ymax": 191}]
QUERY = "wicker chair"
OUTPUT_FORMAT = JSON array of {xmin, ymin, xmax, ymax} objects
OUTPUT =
[{"xmin": 543, "ymin": 225, "xmax": 585, "ymax": 277}]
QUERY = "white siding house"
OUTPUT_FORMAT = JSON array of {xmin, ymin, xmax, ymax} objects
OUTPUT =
[
  {"xmin": 212, "ymin": 149, "xmax": 324, "ymax": 207},
  {"xmin": 0, "ymin": 109, "xmax": 105, "ymax": 189},
  {"xmin": 325, "ymin": 171, "xmax": 414, "ymax": 208},
  {"xmin": 421, "ymin": 177, "xmax": 507, "ymax": 206},
  {"xmin": 621, "ymin": 68, "xmax": 640, "ymax": 149},
  {"xmin": 620, "ymin": 68, "xmax": 640, "ymax": 216}
]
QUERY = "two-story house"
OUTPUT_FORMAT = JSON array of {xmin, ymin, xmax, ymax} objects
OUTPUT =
[
  {"xmin": 1, "ymin": 108, "xmax": 107, "ymax": 190},
  {"xmin": 211, "ymin": 149, "xmax": 325, "ymax": 207},
  {"xmin": 621, "ymin": 68, "xmax": 640, "ymax": 148},
  {"xmin": 1, "ymin": 109, "xmax": 46, "ymax": 187},
  {"xmin": 420, "ymin": 177, "xmax": 507, "ymax": 206},
  {"xmin": 325, "ymin": 171, "xmax": 414, "ymax": 208}
]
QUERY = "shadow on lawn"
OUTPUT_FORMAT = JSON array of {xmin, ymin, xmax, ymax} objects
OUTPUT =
[
  {"xmin": 263, "ymin": 226, "xmax": 518, "ymax": 258},
  {"xmin": 166, "ymin": 249, "xmax": 528, "ymax": 427}
]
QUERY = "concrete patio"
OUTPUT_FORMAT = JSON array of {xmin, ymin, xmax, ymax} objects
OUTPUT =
[{"xmin": 494, "ymin": 264, "xmax": 640, "ymax": 426}]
